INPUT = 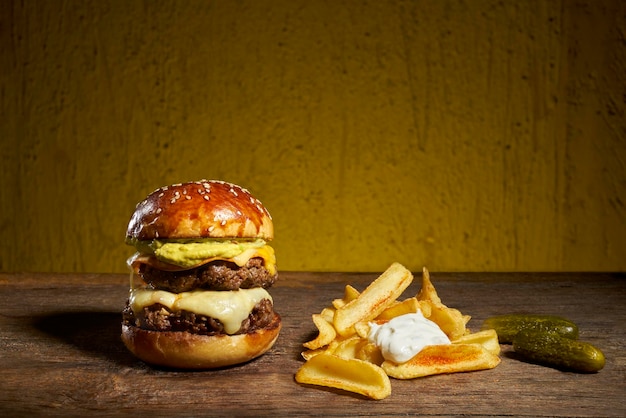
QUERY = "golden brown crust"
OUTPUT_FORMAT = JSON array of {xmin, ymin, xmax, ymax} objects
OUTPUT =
[
  {"xmin": 121, "ymin": 314, "xmax": 281, "ymax": 369},
  {"xmin": 126, "ymin": 180, "xmax": 273, "ymax": 241}
]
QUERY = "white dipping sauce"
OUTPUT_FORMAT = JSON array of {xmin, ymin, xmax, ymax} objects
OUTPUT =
[{"xmin": 368, "ymin": 311, "xmax": 451, "ymax": 363}]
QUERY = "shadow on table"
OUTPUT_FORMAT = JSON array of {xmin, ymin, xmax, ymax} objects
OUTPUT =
[{"xmin": 34, "ymin": 311, "xmax": 137, "ymax": 367}]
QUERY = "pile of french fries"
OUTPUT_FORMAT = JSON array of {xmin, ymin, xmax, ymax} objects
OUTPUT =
[{"xmin": 295, "ymin": 262, "xmax": 501, "ymax": 400}]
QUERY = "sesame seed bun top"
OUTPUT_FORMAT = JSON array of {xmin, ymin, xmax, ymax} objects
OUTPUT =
[{"xmin": 126, "ymin": 180, "xmax": 274, "ymax": 241}]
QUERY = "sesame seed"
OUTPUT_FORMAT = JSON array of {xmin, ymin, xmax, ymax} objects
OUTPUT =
[
  {"xmin": 203, "ymin": 195, "xmax": 210, "ymax": 201},
  {"xmin": 170, "ymin": 198, "xmax": 176, "ymax": 204},
  {"xmin": 220, "ymin": 220, "xmax": 227, "ymax": 226},
  {"xmin": 208, "ymin": 226, "xmax": 215, "ymax": 232},
  {"xmin": 155, "ymin": 231, "xmax": 159, "ymax": 238},
  {"xmin": 156, "ymin": 208, "xmax": 162, "ymax": 214},
  {"xmin": 236, "ymin": 210, "xmax": 242, "ymax": 216},
  {"xmin": 185, "ymin": 195, "xmax": 191, "ymax": 200},
  {"xmin": 158, "ymin": 193, "xmax": 164, "ymax": 198}
]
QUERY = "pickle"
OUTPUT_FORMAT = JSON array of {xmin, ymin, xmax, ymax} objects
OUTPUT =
[
  {"xmin": 481, "ymin": 314, "xmax": 579, "ymax": 344},
  {"xmin": 513, "ymin": 330, "xmax": 605, "ymax": 373}
]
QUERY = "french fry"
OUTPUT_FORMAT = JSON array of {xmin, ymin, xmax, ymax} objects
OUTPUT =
[
  {"xmin": 303, "ymin": 313, "xmax": 337, "ymax": 350},
  {"xmin": 334, "ymin": 263, "xmax": 413, "ymax": 336},
  {"xmin": 452, "ymin": 328, "xmax": 501, "ymax": 355},
  {"xmin": 295, "ymin": 353, "xmax": 392, "ymax": 400},
  {"xmin": 416, "ymin": 267, "xmax": 441, "ymax": 304},
  {"xmin": 377, "ymin": 297, "xmax": 420, "ymax": 320},
  {"xmin": 354, "ymin": 321, "xmax": 371, "ymax": 339},
  {"xmin": 416, "ymin": 268, "xmax": 470, "ymax": 340},
  {"xmin": 417, "ymin": 300, "xmax": 433, "ymax": 318},
  {"xmin": 301, "ymin": 346, "xmax": 327, "ymax": 361},
  {"xmin": 332, "ymin": 284, "xmax": 361, "ymax": 309},
  {"xmin": 382, "ymin": 344, "xmax": 501, "ymax": 379},
  {"xmin": 320, "ymin": 307, "xmax": 335, "ymax": 323},
  {"xmin": 331, "ymin": 335, "xmax": 368, "ymax": 360},
  {"xmin": 426, "ymin": 302, "xmax": 470, "ymax": 341},
  {"xmin": 356, "ymin": 342, "xmax": 385, "ymax": 366}
]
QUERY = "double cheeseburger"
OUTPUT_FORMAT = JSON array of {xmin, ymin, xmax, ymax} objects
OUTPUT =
[{"xmin": 122, "ymin": 180, "xmax": 281, "ymax": 369}]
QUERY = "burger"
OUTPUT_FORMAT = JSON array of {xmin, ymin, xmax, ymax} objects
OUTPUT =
[{"xmin": 122, "ymin": 180, "xmax": 281, "ymax": 369}]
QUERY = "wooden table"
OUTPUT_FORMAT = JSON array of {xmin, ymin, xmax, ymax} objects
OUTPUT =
[{"xmin": 1, "ymin": 271, "xmax": 624, "ymax": 417}]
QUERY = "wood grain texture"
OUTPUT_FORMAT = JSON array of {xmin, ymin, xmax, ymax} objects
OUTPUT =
[
  {"xmin": 1, "ymin": 271, "xmax": 624, "ymax": 416},
  {"xmin": 1, "ymin": 0, "xmax": 625, "ymax": 273}
]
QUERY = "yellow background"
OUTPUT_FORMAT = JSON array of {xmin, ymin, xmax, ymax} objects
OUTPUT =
[{"xmin": 1, "ymin": 0, "xmax": 625, "ymax": 273}]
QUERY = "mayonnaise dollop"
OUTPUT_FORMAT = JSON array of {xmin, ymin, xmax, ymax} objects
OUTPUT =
[{"xmin": 368, "ymin": 311, "xmax": 451, "ymax": 363}]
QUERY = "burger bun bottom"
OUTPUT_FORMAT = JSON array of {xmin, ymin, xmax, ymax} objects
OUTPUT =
[{"xmin": 121, "ymin": 315, "xmax": 281, "ymax": 369}]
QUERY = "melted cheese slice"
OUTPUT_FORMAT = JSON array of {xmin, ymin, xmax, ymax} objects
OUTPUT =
[
  {"xmin": 127, "ymin": 244, "xmax": 277, "ymax": 275},
  {"xmin": 232, "ymin": 245, "xmax": 277, "ymax": 275},
  {"xmin": 130, "ymin": 287, "xmax": 272, "ymax": 334}
]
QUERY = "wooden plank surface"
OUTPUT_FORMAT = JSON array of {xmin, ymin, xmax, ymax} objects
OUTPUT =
[{"xmin": 1, "ymin": 271, "xmax": 624, "ymax": 417}]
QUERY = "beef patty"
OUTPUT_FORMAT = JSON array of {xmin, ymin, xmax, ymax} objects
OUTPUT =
[
  {"xmin": 138, "ymin": 257, "xmax": 277, "ymax": 292},
  {"xmin": 122, "ymin": 298, "xmax": 278, "ymax": 336}
]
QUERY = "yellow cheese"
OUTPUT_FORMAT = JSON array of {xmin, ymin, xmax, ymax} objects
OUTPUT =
[
  {"xmin": 232, "ymin": 245, "xmax": 277, "ymax": 275},
  {"xmin": 129, "ymin": 287, "xmax": 272, "ymax": 335}
]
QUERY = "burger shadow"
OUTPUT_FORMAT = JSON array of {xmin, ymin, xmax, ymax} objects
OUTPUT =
[
  {"xmin": 34, "ymin": 311, "xmax": 137, "ymax": 367},
  {"xmin": 33, "ymin": 312, "xmax": 278, "ymax": 373}
]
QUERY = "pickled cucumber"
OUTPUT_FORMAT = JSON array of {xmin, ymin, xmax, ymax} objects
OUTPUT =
[
  {"xmin": 481, "ymin": 314, "xmax": 579, "ymax": 344},
  {"xmin": 512, "ymin": 330, "xmax": 605, "ymax": 373}
]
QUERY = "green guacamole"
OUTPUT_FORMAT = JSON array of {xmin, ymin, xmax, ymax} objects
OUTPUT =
[{"xmin": 130, "ymin": 238, "xmax": 266, "ymax": 268}]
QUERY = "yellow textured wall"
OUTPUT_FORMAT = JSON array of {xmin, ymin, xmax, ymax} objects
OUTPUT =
[{"xmin": 1, "ymin": 0, "xmax": 625, "ymax": 273}]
